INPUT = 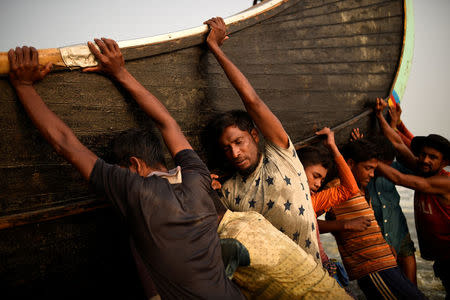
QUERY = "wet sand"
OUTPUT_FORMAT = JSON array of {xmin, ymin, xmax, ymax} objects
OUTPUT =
[{"xmin": 319, "ymin": 186, "xmax": 446, "ymax": 299}]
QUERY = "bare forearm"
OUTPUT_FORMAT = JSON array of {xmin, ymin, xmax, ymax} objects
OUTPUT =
[
  {"xmin": 16, "ymin": 85, "xmax": 79, "ymax": 153},
  {"xmin": 397, "ymin": 121, "xmax": 414, "ymax": 140},
  {"xmin": 113, "ymin": 69, "xmax": 191, "ymax": 155},
  {"xmin": 377, "ymin": 163, "xmax": 424, "ymax": 191},
  {"xmin": 84, "ymin": 38, "xmax": 191, "ymax": 156},
  {"xmin": 378, "ymin": 162, "xmax": 450, "ymax": 194},
  {"xmin": 317, "ymin": 219, "xmax": 345, "ymax": 233},
  {"xmin": 15, "ymin": 85, "xmax": 96, "ymax": 179},
  {"xmin": 377, "ymin": 112, "xmax": 417, "ymax": 168},
  {"xmin": 397, "ymin": 130, "xmax": 412, "ymax": 148},
  {"xmin": 208, "ymin": 44, "xmax": 260, "ymax": 107},
  {"xmin": 208, "ymin": 44, "xmax": 288, "ymax": 147},
  {"xmin": 376, "ymin": 162, "xmax": 402, "ymax": 185},
  {"xmin": 377, "ymin": 112, "xmax": 403, "ymax": 146},
  {"xmin": 114, "ymin": 70, "xmax": 173, "ymax": 128}
]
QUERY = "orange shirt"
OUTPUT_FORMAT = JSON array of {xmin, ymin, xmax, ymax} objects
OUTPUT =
[
  {"xmin": 312, "ymin": 154, "xmax": 359, "ymax": 216},
  {"xmin": 328, "ymin": 194, "xmax": 397, "ymax": 280},
  {"xmin": 312, "ymin": 154, "xmax": 359, "ymax": 264}
]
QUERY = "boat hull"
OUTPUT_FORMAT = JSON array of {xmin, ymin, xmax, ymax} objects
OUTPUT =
[{"xmin": 0, "ymin": 0, "xmax": 404, "ymax": 297}]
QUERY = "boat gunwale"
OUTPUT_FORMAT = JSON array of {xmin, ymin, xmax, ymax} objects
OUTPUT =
[
  {"xmin": 0, "ymin": 0, "xmax": 299, "ymax": 74},
  {"xmin": 388, "ymin": 0, "xmax": 414, "ymax": 104}
]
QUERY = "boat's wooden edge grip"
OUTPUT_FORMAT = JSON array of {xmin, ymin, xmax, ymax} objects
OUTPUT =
[
  {"xmin": 0, "ymin": 48, "xmax": 66, "ymax": 75},
  {"xmin": 0, "ymin": 0, "xmax": 299, "ymax": 76}
]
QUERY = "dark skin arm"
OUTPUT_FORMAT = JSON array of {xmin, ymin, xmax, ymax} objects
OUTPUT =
[
  {"xmin": 389, "ymin": 104, "xmax": 414, "ymax": 147},
  {"xmin": 388, "ymin": 103, "xmax": 401, "ymax": 129},
  {"xmin": 8, "ymin": 47, "xmax": 97, "ymax": 180},
  {"xmin": 317, "ymin": 217, "xmax": 371, "ymax": 234},
  {"xmin": 84, "ymin": 38, "xmax": 192, "ymax": 157},
  {"xmin": 375, "ymin": 98, "xmax": 417, "ymax": 169},
  {"xmin": 204, "ymin": 17, "xmax": 289, "ymax": 149},
  {"xmin": 377, "ymin": 162, "xmax": 450, "ymax": 205}
]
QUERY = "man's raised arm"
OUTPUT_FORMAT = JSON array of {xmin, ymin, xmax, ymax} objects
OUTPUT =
[
  {"xmin": 204, "ymin": 17, "xmax": 289, "ymax": 149},
  {"xmin": 377, "ymin": 162, "xmax": 450, "ymax": 204},
  {"xmin": 8, "ymin": 47, "xmax": 97, "ymax": 180},
  {"xmin": 84, "ymin": 38, "xmax": 192, "ymax": 157},
  {"xmin": 313, "ymin": 128, "xmax": 359, "ymax": 212},
  {"xmin": 375, "ymin": 98, "xmax": 417, "ymax": 169}
]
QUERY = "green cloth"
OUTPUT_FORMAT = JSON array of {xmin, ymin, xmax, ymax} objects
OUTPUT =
[
  {"xmin": 367, "ymin": 161, "xmax": 412, "ymax": 254},
  {"xmin": 220, "ymin": 238, "xmax": 250, "ymax": 278}
]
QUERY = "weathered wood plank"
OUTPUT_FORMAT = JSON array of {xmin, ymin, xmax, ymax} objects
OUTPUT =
[
  {"xmin": 238, "ymin": 15, "xmax": 403, "ymax": 39},
  {"xmin": 274, "ymin": 0, "xmax": 401, "ymax": 22},
  {"xmin": 0, "ymin": 210, "xmax": 144, "ymax": 298}
]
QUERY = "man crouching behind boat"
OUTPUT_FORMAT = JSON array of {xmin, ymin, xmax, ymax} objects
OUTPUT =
[{"xmin": 7, "ymin": 42, "xmax": 244, "ymax": 300}]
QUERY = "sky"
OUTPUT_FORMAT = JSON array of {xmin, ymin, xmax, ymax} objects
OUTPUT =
[
  {"xmin": 1, "ymin": 0, "xmax": 448, "ymax": 139},
  {"xmin": 401, "ymin": 0, "xmax": 450, "ymax": 139}
]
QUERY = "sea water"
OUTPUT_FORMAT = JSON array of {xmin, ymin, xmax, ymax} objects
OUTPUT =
[{"xmin": 319, "ymin": 186, "xmax": 446, "ymax": 299}]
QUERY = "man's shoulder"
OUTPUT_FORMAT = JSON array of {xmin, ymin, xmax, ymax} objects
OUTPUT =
[
  {"xmin": 174, "ymin": 149, "xmax": 210, "ymax": 177},
  {"xmin": 264, "ymin": 138, "xmax": 297, "ymax": 159},
  {"xmin": 264, "ymin": 139, "xmax": 305, "ymax": 176},
  {"xmin": 373, "ymin": 175, "xmax": 396, "ymax": 191},
  {"xmin": 174, "ymin": 149, "xmax": 202, "ymax": 164},
  {"xmin": 90, "ymin": 158, "xmax": 127, "ymax": 183}
]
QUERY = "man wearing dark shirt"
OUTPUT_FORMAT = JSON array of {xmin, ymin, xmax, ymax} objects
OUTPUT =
[{"xmin": 8, "ymin": 40, "xmax": 243, "ymax": 299}]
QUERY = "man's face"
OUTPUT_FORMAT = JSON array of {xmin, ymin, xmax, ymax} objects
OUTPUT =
[
  {"xmin": 349, "ymin": 158, "xmax": 378, "ymax": 189},
  {"xmin": 305, "ymin": 164, "xmax": 328, "ymax": 194},
  {"xmin": 219, "ymin": 125, "xmax": 260, "ymax": 175},
  {"xmin": 417, "ymin": 146, "xmax": 445, "ymax": 176}
]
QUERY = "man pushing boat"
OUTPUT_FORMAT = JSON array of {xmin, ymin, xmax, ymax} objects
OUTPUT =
[
  {"xmin": 374, "ymin": 98, "xmax": 450, "ymax": 298},
  {"xmin": 8, "ymin": 34, "xmax": 351, "ymax": 298},
  {"xmin": 204, "ymin": 17, "xmax": 321, "ymax": 263},
  {"xmin": 7, "ymin": 41, "xmax": 244, "ymax": 300}
]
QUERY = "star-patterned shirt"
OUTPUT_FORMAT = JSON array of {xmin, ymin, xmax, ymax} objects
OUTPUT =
[{"xmin": 221, "ymin": 138, "xmax": 320, "ymax": 262}]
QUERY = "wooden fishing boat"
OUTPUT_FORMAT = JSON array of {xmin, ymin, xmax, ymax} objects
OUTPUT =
[{"xmin": 0, "ymin": 0, "xmax": 414, "ymax": 298}]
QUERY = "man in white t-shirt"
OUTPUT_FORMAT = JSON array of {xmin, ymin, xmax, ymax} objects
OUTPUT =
[{"xmin": 204, "ymin": 17, "xmax": 320, "ymax": 262}]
